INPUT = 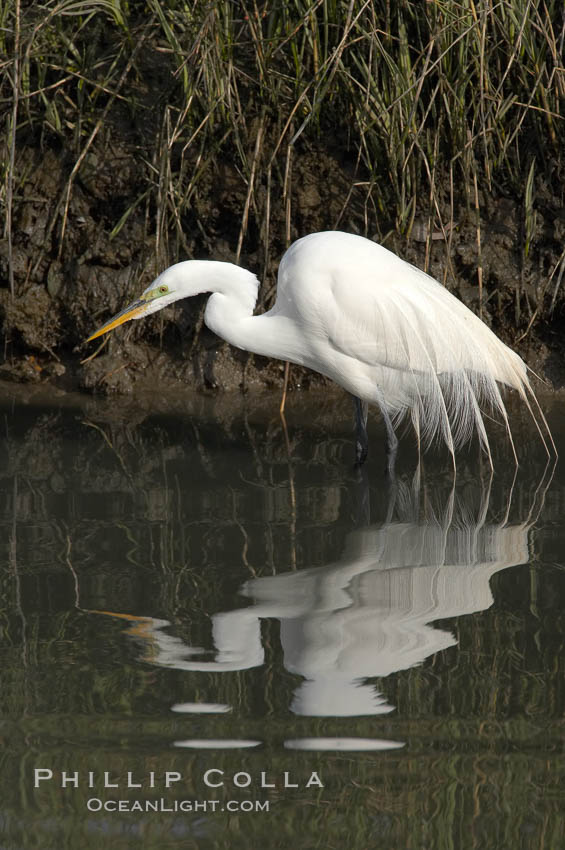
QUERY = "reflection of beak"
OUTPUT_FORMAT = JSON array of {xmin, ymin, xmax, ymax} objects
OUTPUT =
[{"xmin": 86, "ymin": 298, "xmax": 147, "ymax": 342}]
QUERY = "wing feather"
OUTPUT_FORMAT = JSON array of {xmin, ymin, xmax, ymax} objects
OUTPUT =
[{"xmin": 278, "ymin": 232, "xmax": 541, "ymax": 454}]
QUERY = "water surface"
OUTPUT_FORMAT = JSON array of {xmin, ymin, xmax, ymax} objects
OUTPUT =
[{"xmin": 1, "ymin": 386, "xmax": 564, "ymax": 848}]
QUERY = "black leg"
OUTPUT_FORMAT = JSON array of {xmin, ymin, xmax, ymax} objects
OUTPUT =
[
  {"xmin": 382, "ymin": 407, "xmax": 398, "ymax": 477},
  {"xmin": 354, "ymin": 396, "xmax": 369, "ymax": 466}
]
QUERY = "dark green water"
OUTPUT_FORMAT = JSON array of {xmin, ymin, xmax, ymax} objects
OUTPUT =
[{"xmin": 1, "ymin": 386, "xmax": 564, "ymax": 849}]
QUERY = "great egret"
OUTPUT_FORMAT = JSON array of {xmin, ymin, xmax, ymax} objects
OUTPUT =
[{"xmin": 86, "ymin": 231, "xmax": 552, "ymax": 467}]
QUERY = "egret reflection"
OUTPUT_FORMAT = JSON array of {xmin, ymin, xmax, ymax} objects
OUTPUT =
[{"xmin": 99, "ymin": 464, "xmax": 550, "ymax": 736}]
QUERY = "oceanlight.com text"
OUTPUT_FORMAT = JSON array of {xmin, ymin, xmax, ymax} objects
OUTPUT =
[{"xmin": 86, "ymin": 797, "xmax": 270, "ymax": 813}]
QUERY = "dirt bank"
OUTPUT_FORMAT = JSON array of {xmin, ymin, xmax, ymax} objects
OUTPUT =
[
  {"xmin": 2, "ymin": 0, "xmax": 565, "ymax": 397},
  {"xmin": 1, "ymin": 136, "xmax": 564, "ymax": 397}
]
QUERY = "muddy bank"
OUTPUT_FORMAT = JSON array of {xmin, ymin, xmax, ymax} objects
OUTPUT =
[
  {"xmin": 1, "ymin": 138, "xmax": 564, "ymax": 397},
  {"xmin": 2, "ymin": 1, "xmax": 564, "ymax": 398}
]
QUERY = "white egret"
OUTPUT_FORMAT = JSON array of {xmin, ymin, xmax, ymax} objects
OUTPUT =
[{"xmin": 86, "ymin": 231, "xmax": 552, "ymax": 467}]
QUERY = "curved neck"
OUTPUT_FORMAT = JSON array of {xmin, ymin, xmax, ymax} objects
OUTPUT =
[
  {"xmin": 203, "ymin": 266, "xmax": 304, "ymax": 364},
  {"xmin": 202, "ymin": 263, "xmax": 257, "ymax": 341},
  {"xmin": 190, "ymin": 261, "xmax": 259, "ymax": 317}
]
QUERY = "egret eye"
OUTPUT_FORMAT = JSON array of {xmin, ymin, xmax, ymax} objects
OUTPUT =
[{"xmin": 158, "ymin": 284, "xmax": 169, "ymax": 294}]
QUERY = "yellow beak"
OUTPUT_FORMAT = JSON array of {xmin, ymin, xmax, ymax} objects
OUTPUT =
[{"xmin": 86, "ymin": 299, "xmax": 148, "ymax": 342}]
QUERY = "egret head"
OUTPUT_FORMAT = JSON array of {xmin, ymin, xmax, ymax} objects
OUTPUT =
[
  {"xmin": 86, "ymin": 273, "xmax": 180, "ymax": 342},
  {"xmin": 86, "ymin": 259, "xmax": 259, "ymax": 345}
]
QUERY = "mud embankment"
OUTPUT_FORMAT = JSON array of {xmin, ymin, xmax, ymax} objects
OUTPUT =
[{"xmin": 1, "ymin": 139, "xmax": 564, "ymax": 397}]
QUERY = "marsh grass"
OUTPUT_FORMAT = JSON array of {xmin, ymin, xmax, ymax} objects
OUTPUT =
[{"xmin": 1, "ymin": 0, "xmax": 564, "ymax": 323}]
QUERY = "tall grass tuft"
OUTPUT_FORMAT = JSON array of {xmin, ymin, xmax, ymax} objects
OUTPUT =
[{"xmin": 1, "ymin": 0, "xmax": 563, "ymax": 322}]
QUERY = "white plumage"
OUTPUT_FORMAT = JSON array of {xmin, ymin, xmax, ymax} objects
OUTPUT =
[
  {"xmin": 272, "ymin": 233, "xmax": 531, "ymax": 458},
  {"xmin": 87, "ymin": 230, "xmax": 553, "ymax": 467}
]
